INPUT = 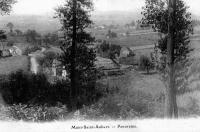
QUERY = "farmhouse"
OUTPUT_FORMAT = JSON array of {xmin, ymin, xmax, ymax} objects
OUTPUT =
[
  {"xmin": 120, "ymin": 47, "xmax": 135, "ymax": 58},
  {"xmin": 51, "ymin": 59, "xmax": 68, "ymax": 80}
]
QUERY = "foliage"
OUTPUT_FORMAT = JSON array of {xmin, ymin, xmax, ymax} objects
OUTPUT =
[
  {"xmin": 99, "ymin": 40, "xmax": 110, "ymax": 52},
  {"xmin": 107, "ymin": 30, "xmax": 118, "ymax": 38},
  {"xmin": 97, "ymin": 40, "xmax": 122, "ymax": 59},
  {"xmin": 6, "ymin": 22, "xmax": 14, "ymax": 33},
  {"xmin": 0, "ymin": 0, "xmax": 16, "ymax": 15},
  {"xmin": 43, "ymin": 32, "xmax": 59, "ymax": 46},
  {"xmin": 0, "ymin": 70, "xmax": 71, "ymax": 105},
  {"xmin": 141, "ymin": 0, "xmax": 193, "ymax": 92},
  {"xmin": 55, "ymin": 0, "xmax": 97, "ymax": 107},
  {"xmin": 24, "ymin": 29, "xmax": 41, "ymax": 44},
  {"xmin": 23, "ymin": 46, "xmax": 41, "ymax": 55},
  {"xmin": 40, "ymin": 51, "xmax": 58, "ymax": 68},
  {"xmin": 1, "ymin": 104, "xmax": 67, "ymax": 122},
  {"xmin": 141, "ymin": 0, "xmax": 193, "ymax": 62},
  {"xmin": 15, "ymin": 29, "xmax": 23, "ymax": 36},
  {"xmin": 139, "ymin": 55, "xmax": 154, "ymax": 74}
]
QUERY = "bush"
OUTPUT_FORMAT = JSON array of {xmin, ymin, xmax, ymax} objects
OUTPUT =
[
  {"xmin": 6, "ymin": 103, "xmax": 67, "ymax": 122},
  {"xmin": 0, "ymin": 70, "xmax": 104, "ymax": 111},
  {"xmin": 139, "ymin": 55, "xmax": 154, "ymax": 74},
  {"xmin": 41, "ymin": 51, "xmax": 58, "ymax": 67},
  {"xmin": 23, "ymin": 46, "xmax": 41, "ymax": 55},
  {"xmin": 0, "ymin": 70, "xmax": 70, "ymax": 105},
  {"xmin": 97, "ymin": 41, "xmax": 121, "ymax": 59}
]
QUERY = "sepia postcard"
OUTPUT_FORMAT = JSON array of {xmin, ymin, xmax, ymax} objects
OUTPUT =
[{"xmin": 0, "ymin": 0, "xmax": 200, "ymax": 131}]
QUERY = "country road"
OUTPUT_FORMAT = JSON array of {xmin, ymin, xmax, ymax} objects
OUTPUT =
[{"xmin": 29, "ymin": 47, "xmax": 46, "ymax": 74}]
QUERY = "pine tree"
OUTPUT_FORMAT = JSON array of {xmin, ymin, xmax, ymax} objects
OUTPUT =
[{"xmin": 56, "ymin": 0, "xmax": 96, "ymax": 108}]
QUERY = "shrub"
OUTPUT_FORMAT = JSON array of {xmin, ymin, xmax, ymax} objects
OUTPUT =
[
  {"xmin": 0, "ymin": 70, "xmax": 104, "ymax": 110},
  {"xmin": 23, "ymin": 46, "xmax": 41, "ymax": 55},
  {"xmin": 107, "ymin": 30, "xmax": 118, "ymax": 38},
  {"xmin": 97, "ymin": 41, "xmax": 121, "ymax": 59},
  {"xmin": 139, "ymin": 55, "xmax": 154, "ymax": 74},
  {"xmin": 7, "ymin": 103, "xmax": 67, "ymax": 122},
  {"xmin": 0, "ymin": 70, "xmax": 70, "ymax": 105},
  {"xmin": 42, "ymin": 51, "xmax": 58, "ymax": 67},
  {"xmin": 109, "ymin": 44, "xmax": 121, "ymax": 59},
  {"xmin": 99, "ymin": 41, "xmax": 110, "ymax": 52}
]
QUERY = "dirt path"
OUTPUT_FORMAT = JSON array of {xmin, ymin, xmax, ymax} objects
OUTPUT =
[{"xmin": 29, "ymin": 47, "xmax": 46, "ymax": 74}]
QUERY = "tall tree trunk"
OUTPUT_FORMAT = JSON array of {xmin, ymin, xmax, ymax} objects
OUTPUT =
[
  {"xmin": 165, "ymin": 0, "xmax": 178, "ymax": 118},
  {"xmin": 71, "ymin": 0, "xmax": 77, "ymax": 100}
]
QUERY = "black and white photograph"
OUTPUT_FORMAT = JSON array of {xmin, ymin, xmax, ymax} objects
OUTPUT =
[{"xmin": 0, "ymin": 0, "xmax": 200, "ymax": 131}]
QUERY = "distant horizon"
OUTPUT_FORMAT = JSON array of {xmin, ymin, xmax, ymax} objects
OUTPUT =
[{"xmin": 8, "ymin": 0, "xmax": 200, "ymax": 16}]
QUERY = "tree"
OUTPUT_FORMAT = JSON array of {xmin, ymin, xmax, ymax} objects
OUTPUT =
[
  {"xmin": 56, "ymin": 0, "xmax": 96, "ymax": 108},
  {"xmin": 43, "ymin": 33, "xmax": 59, "ymax": 46},
  {"xmin": 0, "ymin": 0, "xmax": 16, "ymax": 47},
  {"xmin": 7, "ymin": 22, "xmax": 14, "ymax": 33},
  {"xmin": 24, "ymin": 29, "xmax": 41, "ymax": 44},
  {"xmin": 0, "ymin": 0, "xmax": 16, "ymax": 15},
  {"xmin": 107, "ymin": 30, "xmax": 117, "ymax": 38},
  {"xmin": 141, "ymin": 0, "xmax": 193, "ymax": 118},
  {"xmin": 139, "ymin": 55, "xmax": 154, "ymax": 74},
  {"xmin": 0, "ymin": 0, "xmax": 16, "ymax": 49},
  {"xmin": 15, "ymin": 29, "xmax": 23, "ymax": 36}
]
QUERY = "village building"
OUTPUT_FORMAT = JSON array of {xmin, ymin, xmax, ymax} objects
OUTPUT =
[
  {"xmin": 0, "ymin": 46, "xmax": 22, "ymax": 57},
  {"xmin": 119, "ymin": 47, "xmax": 135, "ymax": 58},
  {"xmin": 51, "ymin": 59, "xmax": 68, "ymax": 80}
]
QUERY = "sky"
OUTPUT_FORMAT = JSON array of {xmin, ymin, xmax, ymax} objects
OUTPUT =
[{"xmin": 11, "ymin": 0, "xmax": 200, "ymax": 15}]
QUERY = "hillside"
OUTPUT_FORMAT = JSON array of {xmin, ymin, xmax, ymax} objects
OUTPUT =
[{"xmin": 0, "ymin": 11, "xmax": 140, "ymax": 34}]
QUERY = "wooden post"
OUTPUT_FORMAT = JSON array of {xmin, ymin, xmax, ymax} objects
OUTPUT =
[{"xmin": 165, "ymin": 0, "xmax": 178, "ymax": 118}]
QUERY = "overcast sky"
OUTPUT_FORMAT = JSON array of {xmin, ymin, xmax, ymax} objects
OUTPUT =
[{"xmin": 12, "ymin": 0, "xmax": 200, "ymax": 15}]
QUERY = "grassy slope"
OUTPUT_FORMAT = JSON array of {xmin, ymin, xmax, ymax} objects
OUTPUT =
[{"xmin": 78, "ymin": 37, "xmax": 200, "ymax": 119}]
